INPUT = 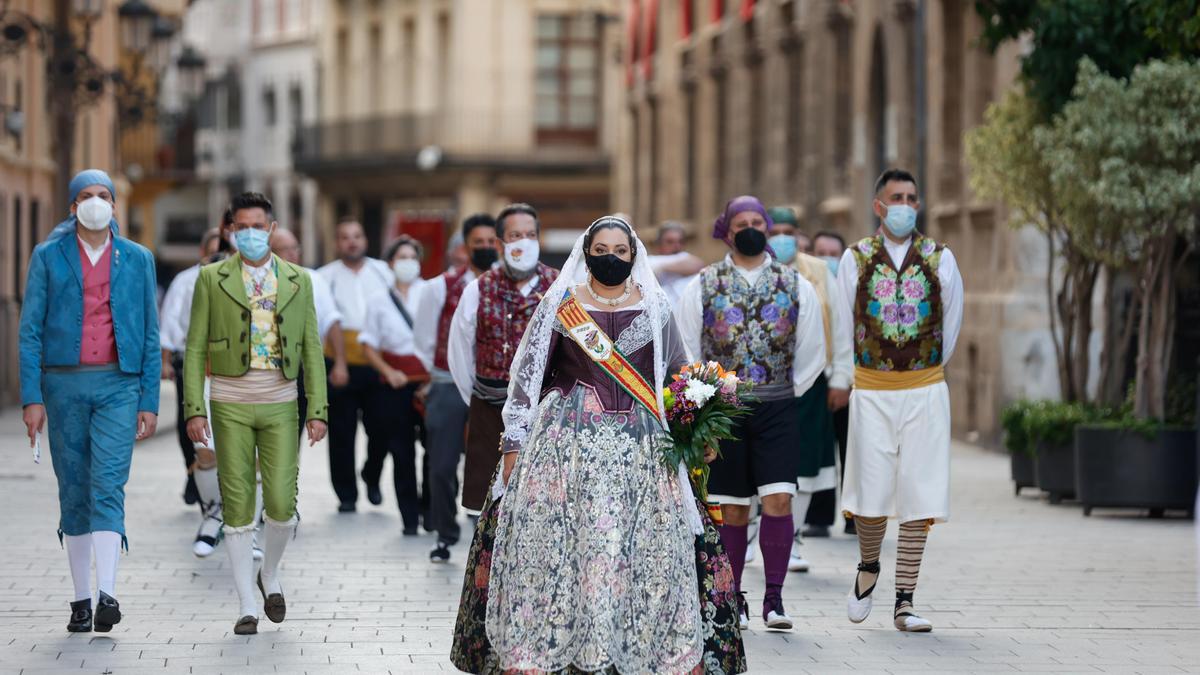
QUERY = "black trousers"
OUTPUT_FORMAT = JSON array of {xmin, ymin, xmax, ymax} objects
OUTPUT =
[
  {"xmin": 326, "ymin": 361, "xmax": 387, "ymax": 505},
  {"xmin": 806, "ymin": 405, "xmax": 850, "ymax": 527},
  {"xmin": 172, "ymin": 353, "xmax": 197, "ymax": 476},
  {"xmin": 361, "ymin": 383, "xmax": 420, "ymax": 530}
]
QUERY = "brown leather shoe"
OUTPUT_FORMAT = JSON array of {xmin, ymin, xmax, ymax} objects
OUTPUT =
[
  {"xmin": 257, "ymin": 572, "xmax": 286, "ymax": 623},
  {"xmin": 234, "ymin": 615, "xmax": 258, "ymax": 635}
]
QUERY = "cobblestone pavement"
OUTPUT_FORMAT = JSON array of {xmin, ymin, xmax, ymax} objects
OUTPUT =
[{"xmin": 1, "ymin": 385, "xmax": 1197, "ymax": 674}]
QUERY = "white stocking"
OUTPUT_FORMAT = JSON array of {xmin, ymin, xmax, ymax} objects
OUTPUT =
[
  {"xmin": 64, "ymin": 535, "xmax": 92, "ymax": 602},
  {"xmin": 92, "ymin": 531, "xmax": 122, "ymax": 596},
  {"xmin": 260, "ymin": 516, "xmax": 295, "ymax": 595},
  {"xmin": 224, "ymin": 529, "xmax": 258, "ymax": 618}
]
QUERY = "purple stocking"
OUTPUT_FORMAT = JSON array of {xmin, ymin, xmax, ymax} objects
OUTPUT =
[
  {"xmin": 758, "ymin": 513, "xmax": 794, "ymax": 603},
  {"xmin": 717, "ymin": 524, "xmax": 748, "ymax": 593}
]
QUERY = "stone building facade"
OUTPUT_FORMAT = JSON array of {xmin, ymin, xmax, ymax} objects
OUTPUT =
[
  {"xmin": 295, "ymin": 0, "xmax": 622, "ymax": 267},
  {"xmin": 616, "ymin": 0, "xmax": 1054, "ymax": 440}
]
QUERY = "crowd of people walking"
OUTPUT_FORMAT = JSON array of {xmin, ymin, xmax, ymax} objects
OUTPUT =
[{"xmin": 19, "ymin": 167, "xmax": 961, "ymax": 673}]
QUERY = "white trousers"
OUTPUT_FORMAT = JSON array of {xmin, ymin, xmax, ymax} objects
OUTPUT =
[{"xmin": 841, "ymin": 381, "xmax": 950, "ymax": 523}]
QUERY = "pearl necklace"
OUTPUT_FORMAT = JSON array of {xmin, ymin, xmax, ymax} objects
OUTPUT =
[{"xmin": 586, "ymin": 276, "xmax": 632, "ymax": 307}]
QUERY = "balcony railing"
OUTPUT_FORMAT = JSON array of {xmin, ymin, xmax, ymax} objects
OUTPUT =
[{"xmin": 293, "ymin": 114, "xmax": 441, "ymax": 170}]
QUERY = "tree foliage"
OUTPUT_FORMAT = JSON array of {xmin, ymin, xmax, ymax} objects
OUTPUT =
[
  {"xmin": 974, "ymin": 0, "xmax": 1198, "ymax": 117},
  {"xmin": 1044, "ymin": 58, "xmax": 1200, "ymax": 419}
]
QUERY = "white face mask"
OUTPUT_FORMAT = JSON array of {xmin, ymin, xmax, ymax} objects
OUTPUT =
[
  {"xmin": 392, "ymin": 258, "xmax": 421, "ymax": 284},
  {"xmin": 504, "ymin": 238, "xmax": 540, "ymax": 273},
  {"xmin": 76, "ymin": 196, "xmax": 113, "ymax": 231}
]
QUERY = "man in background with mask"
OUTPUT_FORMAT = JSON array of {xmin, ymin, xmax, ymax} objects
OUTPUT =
[
  {"xmin": 20, "ymin": 169, "xmax": 160, "ymax": 633},
  {"xmin": 804, "ymin": 230, "xmax": 855, "ymax": 538},
  {"xmin": 676, "ymin": 195, "xmax": 826, "ymax": 633},
  {"xmin": 185, "ymin": 192, "xmax": 328, "ymax": 635},
  {"xmin": 839, "ymin": 169, "xmax": 962, "ymax": 633},
  {"xmin": 766, "ymin": 207, "xmax": 852, "ymax": 573},
  {"xmin": 413, "ymin": 213, "xmax": 501, "ymax": 563},
  {"xmin": 447, "ymin": 204, "xmax": 558, "ymax": 558},
  {"xmin": 159, "ymin": 226, "xmax": 227, "ymax": 557},
  {"xmin": 317, "ymin": 219, "xmax": 394, "ymax": 512}
]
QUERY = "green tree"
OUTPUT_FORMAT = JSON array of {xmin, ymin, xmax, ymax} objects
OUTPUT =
[
  {"xmin": 1044, "ymin": 58, "xmax": 1200, "ymax": 419},
  {"xmin": 965, "ymin": 90, "xmax": 1099, "ymax": 403},
  {"xmin": 974, "ymin": 0, "xmax": 1197, "ymax": 117}
]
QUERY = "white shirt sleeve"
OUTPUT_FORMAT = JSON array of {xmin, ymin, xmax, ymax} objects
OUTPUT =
[
  {"xmin": 309, "ymin": 270, "xmax": 342, "ymax": 343},
  {"xmin": 836, "ymin": 249, "xmax": 859, "ymax": 361},
  {"xmin": 357, "ymin": 293, "xmax": 383, "ymax": 352},
  {"xmin": 447, "ymin": 279, "xmax": 480, "ymax": 405},
  {"xmin": 413, "ymin": 275, "xmax": 447, "ymax": 371},
  {"xmin": 938, "ymin": 248, "xmax": 964, "ymax": 365},
  {"xmin": 791, "ymin": 272, "xmax": 827, "ymax": 396},
  {"xmin": 159, "ymin": 272, "xmax": 188, "ymax": 351},
  {"xmin": 825, "ymin": 267, "xmax": 855, "ymax": 390},
  {"xmin": 674, "ymin": 274, "xmax": 705, "ymax": 364}
]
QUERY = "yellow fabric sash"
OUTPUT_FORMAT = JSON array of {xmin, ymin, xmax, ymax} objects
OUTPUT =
[
  {"xmin": 556, "ymin": 291, "xmax": 660, "ymax": 419},
  {"xmin": 325, "ymin": 329, "xmax": 370, "ymax": 366},
  {"xmin": 854, "ymin": 365, "xmax": 945, "ymax": 391}
]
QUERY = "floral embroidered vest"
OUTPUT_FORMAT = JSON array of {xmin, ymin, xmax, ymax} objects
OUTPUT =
[
  {"xmin": 473, "ymin": 263, "xmax": 559, "ymax": 381},
  {"xmin": 850, "ymin": 234, "xmax": 944, "ymax": 372},
  {"xmin": 434, "ymin": 265, "xmax": 472, "ymax": 371},
  {"xmin": 699, "ymin": 259, "xmax": 800, "ymax": 385},
  {"xmin": 243, "ymin": 263, "xmax": 282, "ymax": 369}
]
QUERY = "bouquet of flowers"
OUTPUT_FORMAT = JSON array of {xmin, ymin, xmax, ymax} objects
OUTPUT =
[{"xmin": 661, "ymin": 361, "xmax": 755, "ymax": 523}]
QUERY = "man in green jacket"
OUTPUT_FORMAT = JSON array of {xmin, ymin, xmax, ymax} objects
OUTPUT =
[{"xmin": 184, "ymin": 192, "xmax": 328, "ymax": 635}]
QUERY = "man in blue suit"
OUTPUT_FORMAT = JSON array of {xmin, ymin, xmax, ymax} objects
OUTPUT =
[{"xmin": 19, "ymin": 170, "xmax": 161, "ymax": 633}]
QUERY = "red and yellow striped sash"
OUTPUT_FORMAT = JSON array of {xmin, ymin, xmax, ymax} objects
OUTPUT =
[{"xmin": 556, "ymin": 291, "xmax": 660, "ymax": 419}]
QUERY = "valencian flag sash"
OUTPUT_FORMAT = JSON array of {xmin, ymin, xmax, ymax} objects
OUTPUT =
[{"xmin": 556, "ymin": 289, "xmax": 660, "ymax": 420}]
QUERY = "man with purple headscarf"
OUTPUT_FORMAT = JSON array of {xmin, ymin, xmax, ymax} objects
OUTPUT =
[{"xmin": 676, "ymin": 195, "xmax": 826, "ymax": 632}]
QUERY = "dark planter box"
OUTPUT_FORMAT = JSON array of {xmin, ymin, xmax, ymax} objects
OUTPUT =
[
  {"xmin": 1074, "ymin": 425, "xmax": 1198, "ymax": 517},
  {"xmin": 1011, "ymin": 452, "xmax": 1036, "ymax": 495},
  {"xmin": 1033, "ymin": 440, "xmax": 1075, "ymax": 503}
]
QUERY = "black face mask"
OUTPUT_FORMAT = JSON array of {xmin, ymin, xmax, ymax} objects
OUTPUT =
[
  {"xmin": 733, "ymin": 227, "xmax": 767, "ymax": 256},
  {"xmin": 471, "ymin": 247, "xmax": 498, "ymax": 270},
  {"xmin": 586, "ymin": 253, "xmax": 634, "ymax": 287}
]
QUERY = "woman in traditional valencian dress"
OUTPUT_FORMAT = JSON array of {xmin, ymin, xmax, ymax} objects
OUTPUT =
[{"xmin": 451, "ymin": 217, "xmax": 746, "ymax": 674}]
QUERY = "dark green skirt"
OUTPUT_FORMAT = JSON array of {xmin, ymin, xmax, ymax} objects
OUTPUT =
[{"xmin": 795, "ymin": 373, "xmax": 838, "ymax": 490}]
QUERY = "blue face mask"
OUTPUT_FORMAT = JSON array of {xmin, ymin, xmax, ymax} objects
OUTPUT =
[
  {"xmin": 235, "ymin": 227, "xmax": 272, "ymax": 262},
  {"xmin": 881, "ymin": 203, "xmax": 917, "ymax": 239},
  {"xmin": 768, "ymin": 234, "xmax": 797, "ymax": 264},
  {"xmin": 820, "ymin": 255, "xmax": 840, "ymax": 277}
]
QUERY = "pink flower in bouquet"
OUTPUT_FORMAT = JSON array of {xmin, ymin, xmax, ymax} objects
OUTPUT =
[{"xmin": 720, "ymin": 373, "xmax": 738, "ymax": 395}]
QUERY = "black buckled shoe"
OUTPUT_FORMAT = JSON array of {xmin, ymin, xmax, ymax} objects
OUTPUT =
[
  {"xmin": 67, "ymin": 599, "xmax": 92, "ymax": 632},
  {"xmin": 257, "ymin": 572, "xmax": 286, "ymax": 623},
  {"xmin": 234, "ymin": 615, "xmax": 258, "ymax": 635},
  {"xmin": 94, "ymin": 591, "xmax": 121, "ymax": 632}
]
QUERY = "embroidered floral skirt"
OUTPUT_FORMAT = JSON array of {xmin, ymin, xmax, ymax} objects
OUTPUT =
[{"xmin": 451, "ymin": 390, "xmax": 746, "ymax": 674}]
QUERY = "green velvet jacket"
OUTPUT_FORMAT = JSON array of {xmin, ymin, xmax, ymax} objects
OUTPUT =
[{"xmin": 183, "ymin": 253, "xmax": 328, "ymax": 422}]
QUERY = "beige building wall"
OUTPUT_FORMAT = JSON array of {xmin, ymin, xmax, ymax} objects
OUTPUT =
[
  {"xmin": 303, "ymin": 0, "xmax": 622, "ymax": 262},
  {"xmin": 0, "ymin": 1, "xmax": 122, "ymax": 408},
  {"xmin": 616, "ymin": 0, "xmax": 1045, "ymax": 441}
]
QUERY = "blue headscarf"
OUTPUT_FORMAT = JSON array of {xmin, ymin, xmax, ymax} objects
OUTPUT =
[{"xmin": 48, "ymin": 169, "xmax": 120, "ymax": 242}]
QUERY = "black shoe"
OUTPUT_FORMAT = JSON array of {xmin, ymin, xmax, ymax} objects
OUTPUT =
[
  {"xmin": 93, "ymin": 591, "xmax": 120, "ymax": 632},
  {"xmin": 67, "ymin": 599, "xmax": 92, "ymax": 632},
  {"xmin": 234, "ymin": 615, "xmax": 258, "ymax": 635},
  {"xmin": 429, "ymin": 541, "xmax": 451, "ymax": 563},
  {"xmin": 338, "ymin": 502, "xmax": 356, "ymax": 513},
  {"xmin": 802, "ymin": 525, "xmax": 830, "ymax": 538},
  {"xmin": 402, "ymin": 526, "xmax": 419, "ymax": 536},
  {"xmin": 366, "ymin": 485, "xmax": 383, "ymax": 506},
  {"xmin": 844, "ymin": 520, "xmax": 857, "ymax": 536},
  {"xmin": 183, "ymin": 476, "xmax": 199, "ymax": 505},
  {"xmin": 257, "ymin": 572, "xmax": 286, "ymax": 623}
]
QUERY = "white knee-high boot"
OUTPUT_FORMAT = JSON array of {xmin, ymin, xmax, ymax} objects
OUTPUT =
[{"xmin": 223, "ymin": 529, "xmax": 258, "ymax": 618}]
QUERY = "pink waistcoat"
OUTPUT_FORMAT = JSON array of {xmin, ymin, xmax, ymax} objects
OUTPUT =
[{"xmin": 79, "ymin": 240, "xmax": 119, "ymax": 365}]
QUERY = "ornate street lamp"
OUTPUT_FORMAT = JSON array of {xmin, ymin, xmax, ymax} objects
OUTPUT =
[
  {"xmin": 175, "ymin": 44, "xmax": 207, "ymax": 101},
  {"xmin": 117, "ymin": 0, "xmax": 155, "ymax": 54}
]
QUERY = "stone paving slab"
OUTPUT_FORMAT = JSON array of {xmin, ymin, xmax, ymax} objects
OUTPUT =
[{"xmin": 0, "ymin": 385, "xmax": 1197, "ymax": 674}]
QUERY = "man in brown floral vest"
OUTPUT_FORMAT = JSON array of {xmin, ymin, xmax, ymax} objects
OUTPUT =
[{"xmin": 838, "ymin": 169, "xmax": 963, "ymax": 633}]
